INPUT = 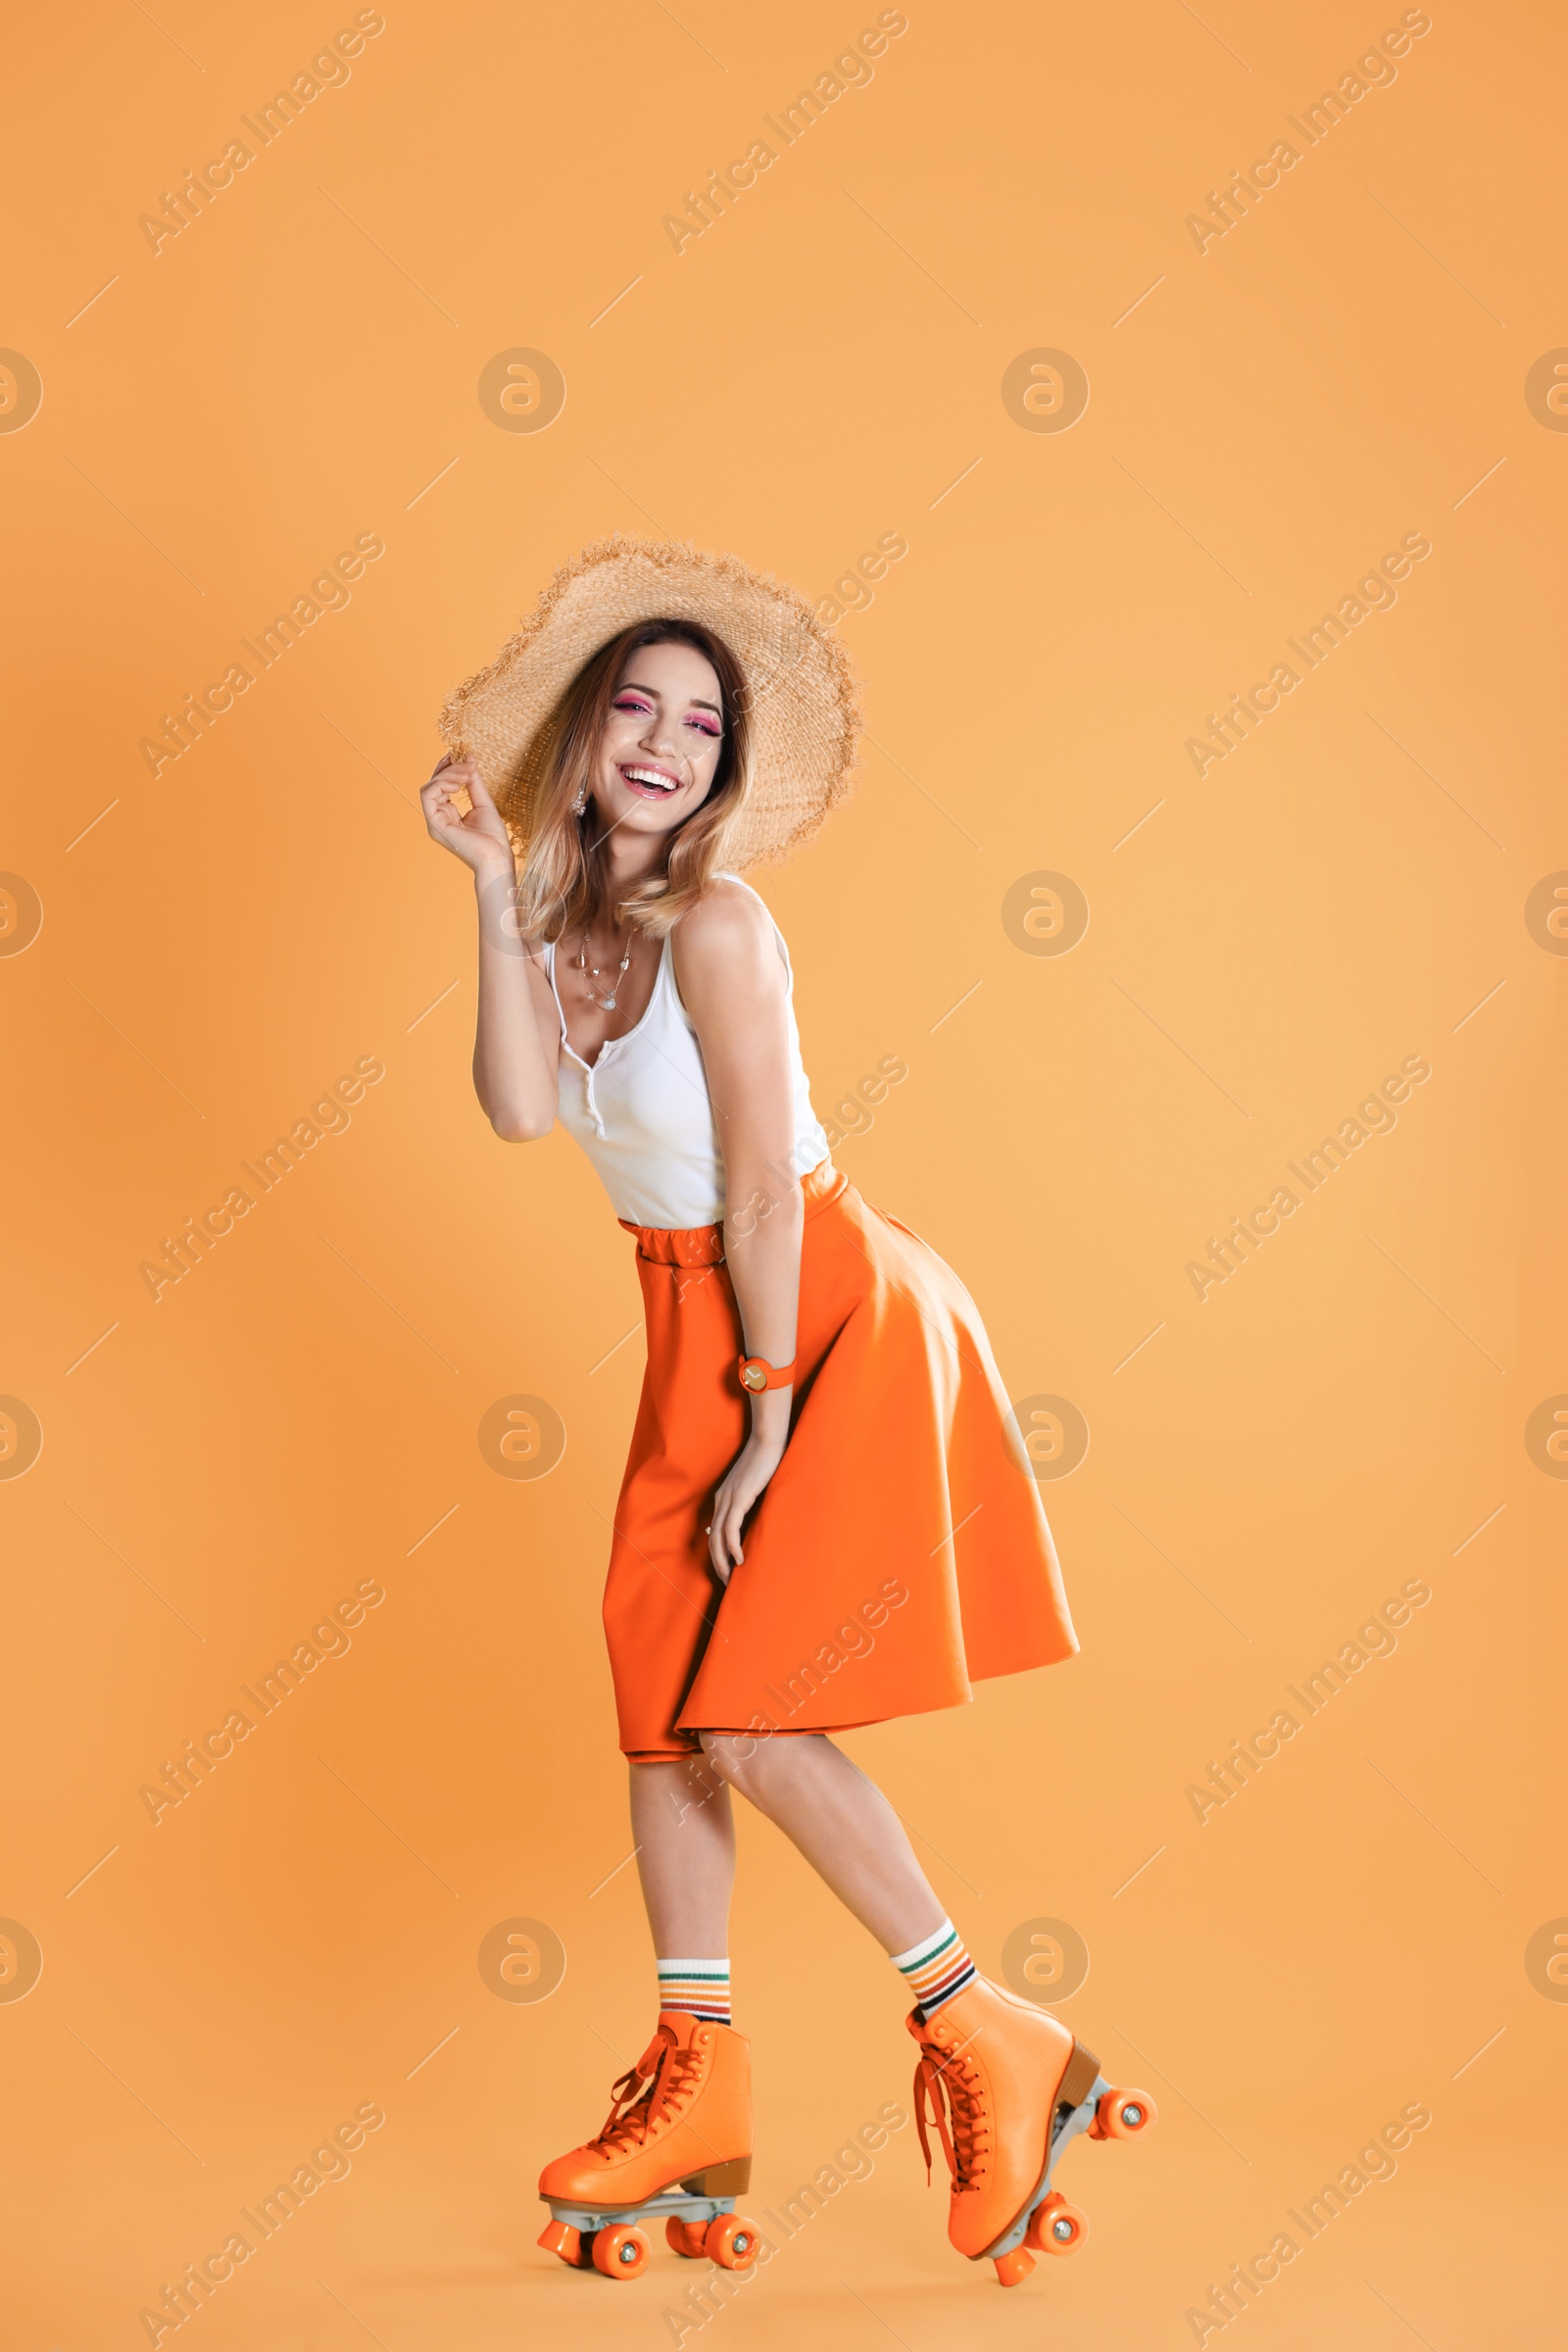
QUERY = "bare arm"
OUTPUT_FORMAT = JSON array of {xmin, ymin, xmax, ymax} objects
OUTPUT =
[
  {"xmin": 420, "ymin": 756, "xmax": 562, "ymax": 1141},
  {"xmin": 674, "ymin": 882, "xmax": 805, "ymax": 1579}
]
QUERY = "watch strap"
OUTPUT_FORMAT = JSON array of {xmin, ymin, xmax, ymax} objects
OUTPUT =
[{"xmin": 737, "ymin": 1352, "xmax": 796, "ymax": 1394}]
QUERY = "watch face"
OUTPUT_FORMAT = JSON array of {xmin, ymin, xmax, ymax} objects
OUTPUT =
[{"xmin": 742, "ymin": 1364, "xmax": 765, "ymax": 1391}]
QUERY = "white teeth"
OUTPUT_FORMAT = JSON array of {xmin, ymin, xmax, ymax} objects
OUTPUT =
[{"xmin": 623, "ymin": 766, "xmax": 678, "ymax": 791}]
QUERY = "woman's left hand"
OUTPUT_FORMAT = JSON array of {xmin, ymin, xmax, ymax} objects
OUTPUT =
[{"xmin": 708, "ymin": 1433, "xmax": 786, "ymax": 1583}]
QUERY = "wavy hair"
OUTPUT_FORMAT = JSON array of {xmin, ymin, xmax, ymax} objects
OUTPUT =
[{"xmin": 508, "ymin": 617, "xmax": 754, "ymax": 944}]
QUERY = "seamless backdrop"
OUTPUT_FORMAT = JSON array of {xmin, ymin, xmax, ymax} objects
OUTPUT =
[{"xmin": 2, "ymin": 3, "xmax": 1564, "ymax": 2347}]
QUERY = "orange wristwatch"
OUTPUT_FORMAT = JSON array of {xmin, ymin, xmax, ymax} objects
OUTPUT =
[{"xmin": 737, "ymin": 1353, "xmax": 796, "ymax": 1394}]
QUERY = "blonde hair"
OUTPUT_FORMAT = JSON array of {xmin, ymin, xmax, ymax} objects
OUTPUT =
[{"xmin": 506, "ymin": 618, "xmax": 754, "ymax": 944}]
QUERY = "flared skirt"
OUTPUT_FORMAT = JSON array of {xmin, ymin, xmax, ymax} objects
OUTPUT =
[{"xmin": 603, "ymin": 1160, "xmax": 1078, "ymax": 1760}]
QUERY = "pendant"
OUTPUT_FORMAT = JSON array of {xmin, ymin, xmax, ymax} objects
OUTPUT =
[{"xmin": 602, "ymin": 996, "xmax": 616, "ymax": 1009}]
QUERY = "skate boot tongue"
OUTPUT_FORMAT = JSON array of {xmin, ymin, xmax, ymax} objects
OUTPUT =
[
  {"xmin": 637, "ymin": 2021, "xmax": 678, "ymax": 2072},
  {"xmin": 588, "ymin": 2018, "xmax": 712, "ymax": 2159},
  {"xmin": 589, "ymin": 2024, "xmax": 676, "ymax": 2156},
  {"xmin": 913, "ymin": 2045, "xmax": 990, "ymax": 2193},
  {"xmin": 908, "ymin": 2008, "xmax": 991, "ymax": 2195}
]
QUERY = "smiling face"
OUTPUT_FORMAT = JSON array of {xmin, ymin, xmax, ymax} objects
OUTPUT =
[{"xmin": 589, "ymin": 638, "xmax": 727, "ymax": 847}]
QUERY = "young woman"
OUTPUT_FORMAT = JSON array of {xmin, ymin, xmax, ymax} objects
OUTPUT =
[{"xmin": 421, "ymin": 539, "xmax": 1152, "ymax": 2288}]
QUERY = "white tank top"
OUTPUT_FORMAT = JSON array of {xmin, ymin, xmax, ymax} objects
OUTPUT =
[{"xmin": 545, "ymin": 873, "xmax": 831, "ymax": 1229}]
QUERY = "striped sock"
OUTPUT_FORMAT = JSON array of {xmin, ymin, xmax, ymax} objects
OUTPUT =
[
  {"xmin": 892, "ymin": 1919, "xmax": 976, "ymax": 2021},
  {"xmin": 657, "ymin": 1957, "xmax": 731, "ymax": 2025}
]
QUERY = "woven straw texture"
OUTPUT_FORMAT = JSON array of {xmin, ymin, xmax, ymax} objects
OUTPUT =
[{"xmin": 437, "ymin": 535, "xmax": 860, "ymax": 869}]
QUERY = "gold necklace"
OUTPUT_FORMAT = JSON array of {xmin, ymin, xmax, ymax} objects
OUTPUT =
[{"xmin": 574, "ymin": 922, "xmax": 632, "ymax": 1010}]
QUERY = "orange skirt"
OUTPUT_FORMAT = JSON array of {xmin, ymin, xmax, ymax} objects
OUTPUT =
[{"xmin": 604, "ymin": 1160, "xmax": 1078, "ymax": 1761}]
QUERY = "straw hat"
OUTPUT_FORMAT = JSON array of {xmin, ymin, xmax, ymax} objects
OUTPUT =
[{"xmin": 437, "ymin": 534, "xmax": 860, "ymax": 868}]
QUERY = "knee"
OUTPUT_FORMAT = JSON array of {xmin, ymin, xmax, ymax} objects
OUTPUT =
[
  {"xmin": 699, "ymin": 1729, "xmax": 819, "ymax": 1801},
  {"xmin": 631, "ymin": 1754, "xmax": 724, "ymax": 1813},
  {"xmin": 697, "ymin": 1732, "xmax": 748, "ymax": 1787},
  {"xmin": 699, "ymin": 1730, "xmax": 776, "ymax": 1796}
]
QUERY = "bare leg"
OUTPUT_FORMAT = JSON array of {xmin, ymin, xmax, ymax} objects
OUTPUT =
[
  {"xmin": 698, "ymin": 1731, "xmax": 947, "ymax": 1955},
  {"xmin": 629, "ymin": 1753, "xmax": 736, "ymax": 1956}
]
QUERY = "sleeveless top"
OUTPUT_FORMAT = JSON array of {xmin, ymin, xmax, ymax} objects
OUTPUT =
[{"xmin": 545, "ymin": 873, "xmax": 832, "ymax": 1230}]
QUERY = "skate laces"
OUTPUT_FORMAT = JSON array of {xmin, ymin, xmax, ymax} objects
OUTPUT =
[
  {"xmin": 913, "ymin": 2036, "xmax": 991, "ymax": 2193},
  {"xmin": 590, "ymin": 2031, "xmax": 706, "ymax": 2156}
]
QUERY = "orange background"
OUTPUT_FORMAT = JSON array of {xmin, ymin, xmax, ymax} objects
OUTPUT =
[{"xmin": 3, "ymin": 2, "xmax": 1563, "ymax": 2344}]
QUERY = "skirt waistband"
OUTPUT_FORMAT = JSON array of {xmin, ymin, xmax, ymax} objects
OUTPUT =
[{"xmin": 619, "ymin": 1158, "xmax": 847, "ymax": 1265}]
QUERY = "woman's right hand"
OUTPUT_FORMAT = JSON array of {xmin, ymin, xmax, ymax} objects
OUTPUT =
[{"xmin": 421, "ymin": 755, "xmax": 514, "ymax": 879}]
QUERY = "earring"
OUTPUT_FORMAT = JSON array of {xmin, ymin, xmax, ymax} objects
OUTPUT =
[{"xmin": 571, "ymin": 785, "xmax": 587, "ymax": 815}]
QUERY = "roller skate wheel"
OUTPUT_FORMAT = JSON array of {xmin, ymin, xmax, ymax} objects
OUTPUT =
[
  {"xmin": 994, "ymin": 2246, "xmax": 1036, "ymax": 2286},
  {"xmin": 705, "ymin": 2212, "xmax": 760, "ymax": 2270},
  {"xmin": 1028, "ymin": 2192, "xmax": 1088, "ymax": 2255},
  {"xmin": 1096, "ymin": 2085, "xmax": 1157, "ymax": 2139},
  {"xmin": 665, "ymin": 2217, "xmax": 709, "ymax": 2258},
  {"xmin": 591, "ymin": 2222, "xmax": 651, "ymax": 2278}
]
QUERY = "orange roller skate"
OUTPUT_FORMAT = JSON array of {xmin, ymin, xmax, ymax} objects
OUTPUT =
[
  {"xmin": 537, "ymin": 2010, "xmax": 762, "ymax": 2282},
  {"xmin": 908, "ymin": 1980, "xmax": 1155, "ymax": 2287}
]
